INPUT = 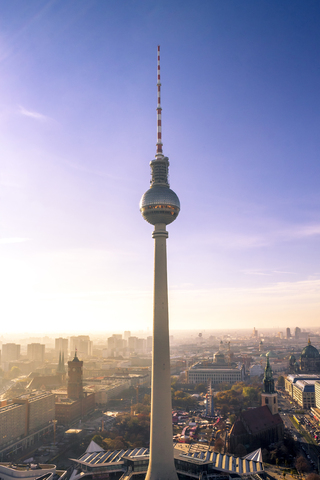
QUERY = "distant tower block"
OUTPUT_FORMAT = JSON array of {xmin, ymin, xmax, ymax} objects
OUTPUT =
[
  {"xmin": 140, "ymin": 46, "xmax": 179, "ymax": 480},
  {"xmin": 261, "ymin": 354, "xmax": 278, "ymax": 415}
]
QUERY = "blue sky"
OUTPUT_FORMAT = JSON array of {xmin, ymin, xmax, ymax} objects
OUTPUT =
[{"xmin": 0, "ymin": 0, "xmax": 319, "ymax": 334}]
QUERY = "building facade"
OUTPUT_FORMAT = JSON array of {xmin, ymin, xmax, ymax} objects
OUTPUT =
[
  {"xmin": 27, "ymin": 343, "xmax": 45, "ymax": 363},
  {"xmin": 1, "ymin": 344, "xmax": 20, "ymax": 365},
  {"xmin": 285, "ymin": 374, "xmax": 320, "ymax": 408},
  {"xmin": 69, "ymin": 336, "xmax": 92, "ymax": 358},
  {"xmin": 188, "ymin": 351, "xmax": 244, "ymax": 386},
  {"xmin": 55, "ymin": 337, "xmax": 68, "ymax": 360},
  {"xmin": 0, "ymin": 403, "xmax": 26, "ymax": 448}
]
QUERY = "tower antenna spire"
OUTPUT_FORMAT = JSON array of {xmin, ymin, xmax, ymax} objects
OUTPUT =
[{"xmin": 156, "ymin": 45, "xmax": 163, "ymax": 157}]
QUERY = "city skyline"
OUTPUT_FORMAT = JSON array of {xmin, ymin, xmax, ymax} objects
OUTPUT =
[{"xmin": 1, "ymin": 1, "xmax": 319, "ymax": 333}]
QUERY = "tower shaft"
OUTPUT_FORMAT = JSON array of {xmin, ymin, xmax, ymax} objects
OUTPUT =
[{"xmin": 145, "ymin": 223, "xmax": 177, "ymax": 480}]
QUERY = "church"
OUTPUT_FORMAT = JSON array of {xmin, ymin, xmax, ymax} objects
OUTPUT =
[
  {"xmin": 229, "ymin": 355, "xmax": 284, "ymax": 453},
  {"xmin": 289, "ymin": 339, "xmax": 320, "ymax": 374}
]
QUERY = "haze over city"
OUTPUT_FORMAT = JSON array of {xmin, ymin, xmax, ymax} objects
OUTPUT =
[{"xmin": 1, "ymin": 1, "xmax": 319, "ymax": 334}]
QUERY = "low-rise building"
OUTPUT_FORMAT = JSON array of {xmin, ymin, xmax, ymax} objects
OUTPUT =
[
  {"xmin": 292, "ymin": 380, "xmax": 316, "ymax": 409},
  {"xmin": 69, "ymin": 444, "xmax": 264, "ymax": 480},
  {"xmin": 285, "ymin": 374, "xmax": 320, "ymax": 406},
  {"xmin": 0, "ymin": 462, "xmax": 58, "ymax": 480}
]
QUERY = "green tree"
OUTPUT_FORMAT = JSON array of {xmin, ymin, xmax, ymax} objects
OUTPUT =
[
  {"xmin": 91, "ymin": 435, "xmax": 104, "ymax": 447},
  {"xmin": 228, "ymin": 414, "xmax": 236, "ymax": 425},
  {"xmin": 243, "ymin": 387, "xmax": 259, "ymax": 406},
  {"xmin": 218, "ymin": 382, "xmax": 231, "ymax": 391},
  {"xmin": 142, "ymin": 394, "xmax": 151, "ymax": 405},
  {"xmin": 195, "ymin": 383, "xmax": 207, "ymax": 393},
  {"xmin": 103, "ymin": 436, "xmax": 128, "ymax": 450}
]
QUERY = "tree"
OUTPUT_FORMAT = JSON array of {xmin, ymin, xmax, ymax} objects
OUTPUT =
[
  {"xmin": 195, "ymin": 383, "xmax": 207, "ymax": 393},
  {"xmin": 243, "ymin": 387, "xmax": 259, "ymax": 406},
  {"xmin": 234, "ymin": 443, "xmax": 247, "ymax": 457},
  {"xmin": 214, "ymin": 437, "xmax": 224, "ymax": 453},
  {"xmin": 91, "ymin": 435, "xmax": 104, "ymax": 447},
  {"xmin": 142, "ymin": 394, "xmax": 151, "ymax": 405},
  {"xmin": 295, "ymin": 455, "xmax": 310, "ymax": 473},
  {"xmin": 218, "ymin": 382, "xmax": 231, "ymax": 391},
  {"xmin": 262, "ymin": 449, "xmax": 271, "ymax": 463},
  {"xmin": 229, "ymin": 414, "xmax": 236, "ymax": 425},
  {"xmin": 306, "ymin": 474, "xmax": 320, "ymax": 480},
  {"xmin": 103, "ymin": 436, "xmax": 128, "ymax": 450}
]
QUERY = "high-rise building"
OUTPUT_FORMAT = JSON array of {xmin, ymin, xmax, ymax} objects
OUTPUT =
[
  {"xmin": 139, "ymin": 46, "xmax": 180, "ymax": 480},
  {"xmin": 2, "ymin": 343, "xmax": 20, "ymax": 364},
  {"xmin": 55, "ymin": 337, "xmax": 68, "ymax": 359},
  {"xmin": 286, "ymin": 327, "xmax": 291, "ymax": 339},
  {"xmin": 70, "ymin": 335, "xmax": 92, "ymax": 357},
  {"xmin": 295, "ymin": 327, "xmax": 301, "ymax": 339},
  {"xmin": 124, "ymin": 331, "xmax": 131, "ymax": 341},
  {"xmin": 146, "ymin": 336, "xmax": 152, "ymax": 352},
  {"xmin": 128, "ymin": 336, "xmax": 138, "ymax": 351},
  {"xmin": 27, "ymin": 343, "xmax": 45, "ymax": 363}
]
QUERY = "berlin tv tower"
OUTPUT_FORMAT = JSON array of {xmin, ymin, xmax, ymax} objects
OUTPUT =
[{"xmin": 140, "ymin": 46, "xmax": 180, "ymax": 480}]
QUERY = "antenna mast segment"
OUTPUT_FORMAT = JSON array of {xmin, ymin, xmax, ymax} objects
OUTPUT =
[{"xmin": 156, "ymin": 45, "xmax": 163, "ymax": 157}]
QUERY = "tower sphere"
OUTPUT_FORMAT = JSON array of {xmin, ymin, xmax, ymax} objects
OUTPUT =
[{"xmin": 140, "ymin": 185, "xmax": 180, "ymax": 225}]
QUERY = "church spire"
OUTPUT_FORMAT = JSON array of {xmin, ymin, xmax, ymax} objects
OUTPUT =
[{"xmin": 263, "ymin": 354, "xmax": 275, "ymax": 394}]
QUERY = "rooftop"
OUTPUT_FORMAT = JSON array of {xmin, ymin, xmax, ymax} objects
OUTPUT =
[
  {"xmin": 72, "ymin": 445, "xmax": 264, "ymax": 476},
  {"xmin": 241, "ymin": 405, "xmax": 283, "ymax": 433}
]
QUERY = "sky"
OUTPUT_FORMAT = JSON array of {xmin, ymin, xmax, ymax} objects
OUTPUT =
[{"xmin": 0, "ymin": 0, "xmax": 319, "ymax": 335}]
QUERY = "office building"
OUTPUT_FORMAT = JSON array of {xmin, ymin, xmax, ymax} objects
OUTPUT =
[
  {"xmin": 55, "ymin": 337, "xmax": 68, "ymax": 359},
  {"xmin": 1, "ymin": 344, "xmax": 20, "ymax": 365},
  {"xmin": 27, "ymin": 343, "xmax": 45, "ymax": 363},
  {"xmin": 124, "ymin": 331, "xmax": 131, "ymax": 341},
  {"xmin": 70, "ymin": 335, "xmax": 92, "ymax": 357}
]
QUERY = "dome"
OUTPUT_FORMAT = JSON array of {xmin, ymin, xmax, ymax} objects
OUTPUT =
[
  {"xmin": 301, "ymin": 341, "xmax": 319, "ymax": 359},
  {"xmin": 140, "ymin": 185, "xmax": 180, "ymax": 225}
]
